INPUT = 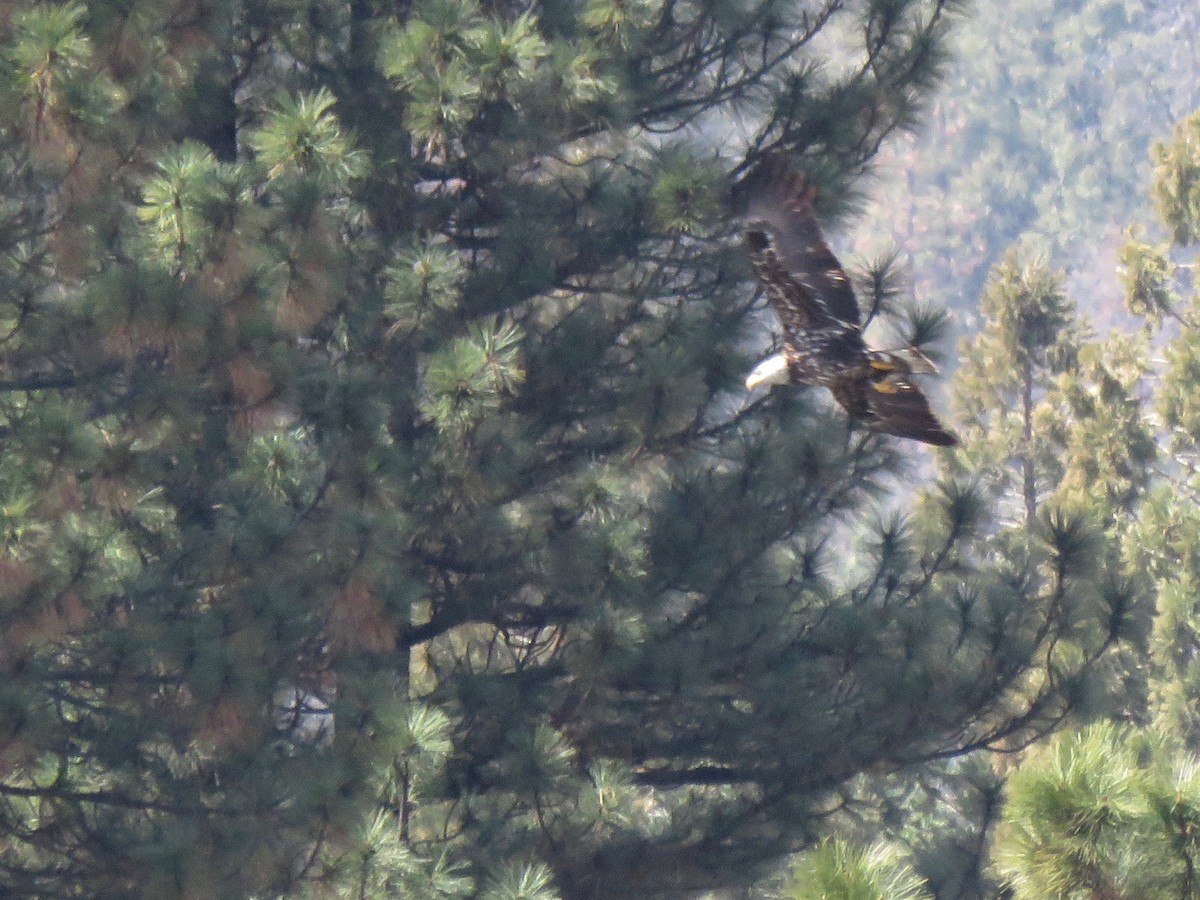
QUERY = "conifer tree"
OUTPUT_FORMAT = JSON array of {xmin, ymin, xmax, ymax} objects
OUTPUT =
[
  {"xmin": 1120, "ymin": 109, "xmax": 1200, "ymax": 752},
  {"xmin": 838, "ymin": 252, "xmax": 1156, "ymax": 900},
  {"xmin": 786, "ymin": 838, "xmax": 933, "ymax": 900},
  {"xmin": 949, "ymin": 254, "xmax": 1084, "ymax": 529},
  {"xmin": 949, "ymin": 251, "xmax": 1155, "ymax": 542},
  {"xmin": 945, "ymin": 252, "xmax": 1153, "ymax": 731},
  {"xmin": 885, "ymin": 103, "xmax": 1200, "ymax": 900},
  {"xmin": 0, "ymin": 0, "xmax": 1138, "ymax": 897},
  {"xmin": 994, "ymin": 722, "xmax": 1200, "ymax": 900}
]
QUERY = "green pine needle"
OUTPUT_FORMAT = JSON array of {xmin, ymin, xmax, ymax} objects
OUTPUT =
[
  {"xmin": 467, "ymin": 12, "xmax": 549, "ymax": 92},
  {"xmin": 137, "ymin": 142, "xmax": 239, "ymax": 272},
  {"xmin": 384, "ymin": 239, "xmax": 466, "ymax": 337},
  {"xmin": 1118, "ymin": 234, "xmax": 1179, "ymax": 325},
  {"xmin": 481, "ymin": 861, "xmax": 560, "ymax": 900},
  {"xmin": 649, "ymin": 153, "xmax": 723, "ymax": 236},
  {"xmin": 854, "ymin": 249, "xmax": 907, "ymax": 326},
  {"xmin": 399, "ymin": 703, "xmax": 453, "ymax": 758},
  {"xmin": 580, "ymin": 0, "xmax": 658, "ymax": 47},
  {"xmin": 11, "ymin": 3, "xmax": 92, "ymax": 85},
  {"xmin": 787, "ymin": 839, "xmax": 932, "ymax": 900},
  {"xmin": 420, "ymin": 321, "xmax": 525, "ymax": 436},
  {"xmin": 249, "ymin": 88, "xmax": 365, "ymax": 189}
]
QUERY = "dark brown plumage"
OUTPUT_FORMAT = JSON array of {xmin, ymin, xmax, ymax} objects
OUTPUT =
[{"xmin": 740, "ymin": 160, "xmax": 958, "ymax": 448}]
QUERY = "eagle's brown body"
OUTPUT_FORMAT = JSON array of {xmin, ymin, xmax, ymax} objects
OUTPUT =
[{"xmin": 741, "ymin": 162, "xmax": 957, "ymax": 448}]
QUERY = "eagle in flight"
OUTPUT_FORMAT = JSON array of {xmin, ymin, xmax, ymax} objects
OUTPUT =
[{"xmin": 739, "ymin": 161, "xmax": 958, "ymax": 447}]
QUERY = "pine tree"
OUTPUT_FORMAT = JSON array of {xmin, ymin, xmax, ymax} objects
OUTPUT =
[
  {"xmin": 0, "ymin": 0, "xmax": 1138, "ymax": 897},
  {"xmin": 786, "ymin": 838, "xmax": 933, "ymax": 900},
  {"xmin": 949, "ymin": 251, "xmax": 1155, "ymax": 543},
  {"xmin": 949, "ymin": 253, "xmax": 1084, "ymax": 530},
  {"xmin": 884, "ymin": 101, "xmax": 1200, "ymax": 900},
  {"xmin": 834, "ymin": 251, "xmax": 1156, "ymax": 900},
  {"xmin": 994, "ymin": 722, "xmax": 1200, "ymax": 900},
  {"xmin": 1120, "ymin": 109, "xmax": 1200, "ymax": 753}
]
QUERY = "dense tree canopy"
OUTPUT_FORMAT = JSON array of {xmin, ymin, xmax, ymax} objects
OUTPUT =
[{"xmin": 0, "ymin": 0, "xmax": 1146, "ymax": 897}]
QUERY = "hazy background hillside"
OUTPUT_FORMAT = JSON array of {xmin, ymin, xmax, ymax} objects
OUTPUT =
[{"xmin": 851, "ymin": 0, "xmax": 1200, "ymax": 335}]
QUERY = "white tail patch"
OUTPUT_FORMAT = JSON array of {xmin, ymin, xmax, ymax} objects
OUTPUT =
[{"xmin": 745, "ymin": 354, "xmax": 790, "ymax": 390}]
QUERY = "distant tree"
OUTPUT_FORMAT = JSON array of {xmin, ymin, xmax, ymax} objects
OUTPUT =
[
  {"xmin": 949, "ymin": 254, "xmax": 1084, "ymax": 529},
  {"xmin": 1120, "ymin": 110, "xmax": 1200, "ymax": 752},
  {"xmin": 835, "ymin": 252, "xmax": 1156, "ymax": 900},
  {"xmin": 851, "ymin": 0, "xmax": 1200, "ymax": 331},
  {"xmin": 0, "ymin": 0, "xmax": 1142, "ymax": 897},
  {"xmin": 927, "ymin": 107, "xmax": 1200, "ymax": 900},
  {"xmin": 949, "ymin": 251, "xmax": 1155, "ymax": 539}
]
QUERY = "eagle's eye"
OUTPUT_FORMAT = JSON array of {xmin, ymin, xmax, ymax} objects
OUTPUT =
[{"xmin": 746, "ymin": 230, "xmax": 770, "ymax": 252}]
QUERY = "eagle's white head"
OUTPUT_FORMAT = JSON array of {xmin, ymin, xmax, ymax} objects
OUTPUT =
[{"xmin": 745, "ymin": 353, "xmax": 790, "ymax": 390}]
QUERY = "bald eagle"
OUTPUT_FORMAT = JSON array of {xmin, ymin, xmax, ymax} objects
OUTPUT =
[{"xmin": 740, "ymin": 162, "xmax": 958, "ymax": 447}]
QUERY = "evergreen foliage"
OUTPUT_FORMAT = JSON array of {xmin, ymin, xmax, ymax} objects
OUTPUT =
[
  {"xmin": 950, "ymin": 253, "xmax": 1155, "ymax": 535},
  {"xmin": 854, "ymin": 0, "xmax": 1200, "ymax": 330},
  {"xmin": 995, "ymin": 722, "xmax": 1200, "ymax": 900},
  {"xmin": 0, "ymin": 0, "xmax": 1142, "ymax": 897},
  {"xmin": 786, "ymin": 838, "xmax": 933, "ymax": 900},
  {"xmin": 908, "ymin": 100, "xmax": 1200, "ymax": 900},
  {"xmin": 849, "ymin": 253, "xmax": 1156, "ymax": 900},
  {"xmin": 1120, "ymin": 110, "xmax": 1200, "ymax": 755}
]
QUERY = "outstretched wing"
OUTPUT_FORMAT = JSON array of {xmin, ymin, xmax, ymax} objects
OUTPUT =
[
  {"xmin": 831, "ymin": 373, "xmax": 958, "ymax": 447},
  {"xmin": 740, "ymin": 160, "xmax": 862, "ymax": 335}
]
